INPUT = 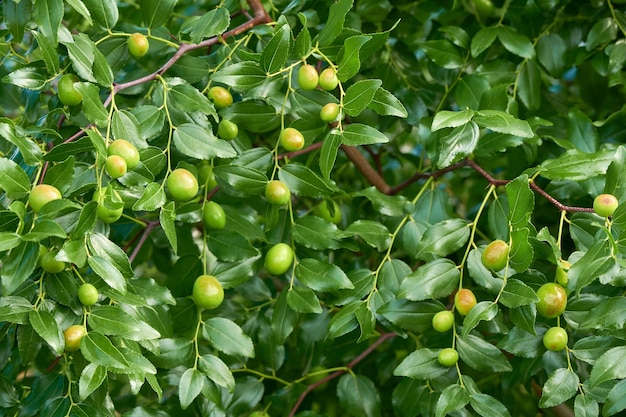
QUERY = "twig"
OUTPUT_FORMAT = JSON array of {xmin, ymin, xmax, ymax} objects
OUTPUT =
[{"xmin": 341, "ymin": 145, "xmax": 390, "ymax": 194}]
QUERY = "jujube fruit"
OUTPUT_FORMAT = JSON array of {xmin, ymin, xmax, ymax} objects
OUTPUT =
[
  {"xmin": 167, "ymin": 168, "xmax": 199, "ymax": 202},
  {"xmin": 264, "ymin": 243, "xmax": 294, "ymax": 275},
  {"xmin": 197, "ymin": 162, "xmax": 218, "ymax": 189},
  {"xmin": 249, "ymin": 412, "xmax": 270, "ymax": 417},
  {"xmin": 203, "ymin": 201, "xmax": 226, "ymax": 230},
  {"xmin": 314, "ymin": 200, "xmax": 342, "ymax": 224},
  {"xmin": 78, "ymin": 283, "xmax": 99, "ymax": 306},
  {"xmin": 279, "ymin": 127, "xmax": 305, "ymax": 152},
  {"xmin": 481, "ymin": 240, "xmax": 509, "ymax": 271},
  {"xmin": 40, "ymin": 250, "xmax": 65, "ymax": 273},
  {"xmin": 318, "ymin": 68, "xmax": 339, "ymax": 91},
  {"xmin": 320, "ymin": 103, "xmax": 340, "ymax": 123},
  {"xmin": 437, "ymin": 348, "xmax": 459, "ymax": 367},
  {"xmin": 455, "ymin": 288, "xmax": 477, "ymax": 316},
  {"xmin": 192, "ymin": 275, "xmax": 224, "ymax": 310},
  {"xmin": 105, "ymin": 155, "xmax": 128, "ymax": 179},
  {"xmin": 128, "ymin": 32, "xmax": 149, "ymax": 58},
  {"xmin": 217, "ymin": 119, "xmax": 238, "ymax": 140},
  {"xmin": 555, "ymin": 265, "xmax": 569, "ymax": 287},
  {"xmin": 208, "ymin": 86, "xmax": 233, "ymax": 109},
  {"xmin": 57, "ymin": 74, "xmax": 82, "ymax": 106},
  {"xmin": 432, "ymin": 310, "xmax": 455, "ymax": 332},
  {"xmin": 29, "ymin": 184, "xmax": 62, "ymax": 213},
  {"xmin": 64, "ymin": 325, "xmax": 86, "ymax": 352},
  {"xmin": 298, "ymin": 64, "xmax": 319, "ymax": 90},
  {"xmin": 593, "ymin": 193, "xmax": 618, "ymax": 217},
  {"xmin": 265, "ymin": 180, "xmax": 291, "ymax": 206},
  {"xmin": 108, "ymin": 139, "xmax": 140, "ymax": 170},
  {"xmin": 543, "ymin": 327, "xmax": 568, "ymax": 351},
  {"xmin": 93, "ymin": 188, "xmax": 124, "ymax": 224},
  {"xmin": 536, "ymin": 282, "xmax": 567, "ymax": 318}
]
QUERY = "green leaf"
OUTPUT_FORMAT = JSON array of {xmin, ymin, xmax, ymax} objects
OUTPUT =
[
  {"xmin": 574, "ymin": 394, "xmax": 599, "ymax": 417},
  {"xmin": 207, "ymin": 230, "xmax": 259, "ymax": 262},
  {"xmin": 81, "ymin": 332, "xmax": 130, "ymax": 369},
  {"xmin": 499, "ymin": 279, "xmax": 539, "ymax": 308},
  {"xmin": 341, "ymin": 220, "xmax": 390, "ymax": 251},
  {"xmin": 83, "ymin": 0, "xmax": 118, "ymax": 28},
  {"xmin": 204, "ymin": 317, "xmax": 254, "ymax": 358},
  {"xmin": 88, "ymin": 256, "xmax": 126, "ymax": 294},
  {"xmin": 343, "ymin": 79, "xmax": 383, "ymax": 117},
  {"xmin": 271, "ymin": 291, "xmax": 298, "ymax": 345},
  {"xmin": 5, "ymin": 0, "xmax": 31, "ymax": 43},
  {"xmin": 88, "ymin": 305, "xmax": 160, "ymax": 340},
  {"xmin": 506, "ymin": 175, "xmax": 533, "ymax": 229},
  {"xmin": 509, "ymin": 228, "xmax": 533, "ymax": 272},
  {"xmin": 211, "ymin": 62, "xmax": 267, "ymax": 91},
  {"xmin": 140, "ymin": 0, "xmax": 176, "ymax": 28},
  {"xmin": 168, "ymin": 83, "xmax": 215, "ymax": 117},
  {"xmin": 474, "ymin": 110, "xmax": 534, "ymax": 138},
  {"xmin": 0, "ymin": 158, "xmax": 31, "ymax": 198},
  {"xmin": 133, "ymin": 182, "xmax": 166, "ymax": 211},
  {"xmin": 393, "ymin": 348, "xmax": 448, "ymax": 380},
  {"xmin": 497, "ymin": 26, "xmax": 534, "ymax": 59},
  {"xmin": 537, "ymin": 33, "xmax": 566, "ymax": 77},
  {"xmin": 0, "ymin": 232, "xmax": 22, "ymax": 252},
  {"xmin": 0, "ymin": 119, "xmax": 42, "ymax": 165},
  {"xmin": 87, "ymin": 233, "xmax": 134, "ymax": 277},
  {"xmin": 398, "ymin": 259, "xmax": 460, "ymax": 301},
  {"xmin": 422, "ymin": 39, "xmax": 464, "ymax": 69},
  {"xmin": 278, "ymin": 164, "xmax": 334, "ymax": 197},
  {"xmin": 369, "ymin": 88, "xmax": 408, "ymax": 118},
  {"xmin": 214, "ymin": 165, "xmax": 267, "ymax": 195},
  {"xmin": 220, "ymin": 100, "xmax": 280, "ymax": 132},
  {"xmin": 34, "ymin": 0, "xmax": 62, "ymax": 44},
  {"xmin": 317, "ymin": 0, "xmax": 354, "ymax": 46},
  {"xmin": 337, "ymin": 374, "xmax": 381, "ymax": 417},
  {"xmin": 580, "ymin": 297, "xmax": 626, "ymax": 330},
  {"xmin": 432, "ymin": 109, "xmax": 475, "ymax": 131},
  {"xmin": 29, "ymin": 310, "xmax": 64, "ymax": 355},
  {"xmin": 540, "ymin": 149, "xmax": 614, "ymax": 181},
  {"xmin": 186, "ymin": 7, "xmax": 230, "ymax": 44},
  {"xmin": 260, "ymin": 23, "xmax": 292, "ymax": 74},
  {"xmin": 471, "ymin": 26, "xmax": 499, "ymax": 57},
  {"xmin": 320, "ymin": 129, "xmax": 342, "ymax": 179},
  {"xmin": 22, "ymin": 220, "xmax": 67, "ymax": 242},
  {"xmin": 539, "ymin": 368, "xmax": 579, "ymax": 408},
  {"xmin": 160, "ymin": 202, "xmax": 177, "ymax": 254},
  {"xmin": 518, "ymin": 60, "xmax": 541, "ymax": 111},
  {"xmin": 469, "ymin": 393, "xmax": 511, "ymax": 417},
  {"xmin": 198, "ymin": 354, "xmax": 235, "ymax": 392},
  {"xmin": 461, "ymin": 302, "xmax": 498, "ymax": 337},
  {"xmin": 455, "ymin": 74, "xmax": 490, "ymax": 110},
  {"xmin": 179, "ymin": 368, "xmax": 204, "ymax": 409},
  {"xmin": 415, "ymin": 218, "xmax": 470, "ymax": 260},
  {"xmin": 287, "ymin": 286, "xmax": 322, "ymax": 314},
  {"xmin": 74, "ymin": 83, "xmax": 109, "ymax": 127},
  {"xmin": 603, "ymin": 379, "xmax": 626, "ymax": 416},
  {"xmin": 295, "ymin": 259, "xmax": 354, "ymax": 292},
  {"xmin": 173, "ymin": 123, "xmax": 236, "ymax": 160},
  {"xmin": 436, "ymin": 122, "xmax": 479, "ymax": 168},
  {"xmin": 79, "ymin": 364, "xmax": 107, "ymax": 400},
  {"xmin": 337, "ymin": 35, "xmax": 371, "ymax": 82},
  {"xmin": 586, "ymin": 17, "xmax": 618, "ymax": 51},
  {"xmin": 342, "ymin": 123, "xmax": 389, "ymax": 146},
  {"xmin": 2, "ymin": 67, "xmax": 46, "ymax": 90},
  {"xmin": 436, "ymin": 384, "xmax": 470, "ymax": 417},
  {"xmin": 457, "ymin": 334, "xmax": 512, "ymax": 372},
  {"xmin": 590, "ymin": 346, "xmax": 626, "ymax": 387},
  {"xmin": 569, "ymin": 240, "xmax": 617, "ymax": 293}
]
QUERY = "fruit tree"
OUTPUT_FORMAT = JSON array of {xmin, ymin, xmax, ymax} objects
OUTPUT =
[{"xmin": 2, "ymin": 0, "xmax": 626, "ymax": 416}]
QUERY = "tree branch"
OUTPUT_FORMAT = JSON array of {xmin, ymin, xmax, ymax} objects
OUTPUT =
[{"xmin": 341, "ymin": 145, "xmax": 390, "ymax": 194}]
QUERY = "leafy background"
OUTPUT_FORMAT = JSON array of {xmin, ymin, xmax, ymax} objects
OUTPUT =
[{"xmin": 2, "ymin": 0, "xmax": 626, "ymax": 416}]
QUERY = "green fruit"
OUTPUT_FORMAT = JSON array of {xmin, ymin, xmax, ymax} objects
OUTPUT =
[
  {"xmin": 543, "ymin": 327, "xmax": 568, "ymax": 351},
  {"xmin": 481, "ymin": 240, "xmax": 509, "ymax": 271},
  {"xmin": 93, "ymin": 188, "xmax": 124, "ymax": 224},
  {"xmin": 593, "ymin": 193, "xmax": 618, "ymax": 217},
  {"xmin": 197, "ymin": 162, "xmax": 218, "ymax": 188},
  {"xmin": 108, "ymin": 139, "xmax": 140, "ymax": 170},
  {"xmin": 249, "ymin": 412, "xmax": 270, "ymax": 417},
  {"xmin": 40, "ymin": 250, "xmax": 66, "ymax": 273},
  {"xmin": 298, "ymin": 64, "xmax": 319, "ymax": 90},
  {"xmin": 264, "ymin": 243, "xmax": 294, "ymax": 275},
  {"xmin": 455, "ymin": 288, "xmax": 477, "ymax": 316},
  {"xmin": 437, "ymin": 348, "xmax": 459, "ymax": 367},
  {"xmin": 167, "ymin": 168, "xmax": 199, "ymax": 202},
  {"xmin": 57, "ymin": 74, "xmax": 82, "ymax": 106},
  {"xmin": 432, "ymin": 310, "xmax": 455, "ymax": 332},
  {"xmin": 105, "ymin": 155, "xmax": 128, "ymax": 179},
  {"xmin": 471, "ymin": 0, "xmax": 496, "ymax": 19},
  {"xmin": 318, "ymin": 68, "xmax": 339, "ymax": 91},
  {"xmin": 128, "ymin": 32, "xmax": 149, "ymax": 58},
  {"xmin": 192, "ymin": 275, "xmax": 224, "ymax": 310},
  {"xmin": 64, "ymin": 325, "xmax": 86, "ymax": 352},
  {"xmin": 203, "ymin": 201, "xmax": 226, "ymax": 230},
  {"xmin": 314, "ymin": 200, "xmax": 342, "ymax": 224},
  {"xmin": 536, "ymin": 283, "xmax": 567, "ymax": 319},
  {"xmin": 556, "ymin": 265, "xmax": 569, "ymax": 287},
  {"xmin": 279, "ymin": 127, "xmax": 305, "ymax": 152},
  {"xmin": 29, "ymin": 184, "xmax": 62, "ymax": 213},
  {"xmin": 320, "ymin": 103, "xmax": 340, "ymax": 123},
  {"xmin": 217, "ymin": 119, "xmax": 238, "ymax": 140},
  {"xmin": 78, "ymin": 283, "xmax": 99, "ymax": 306},
  {"xmin": 265, "ymin": 180, "xmax": 291, "ymax": 205},
  {"xmin": 208, "ymin": 86, "xmax": 233, "ymax": 109}
]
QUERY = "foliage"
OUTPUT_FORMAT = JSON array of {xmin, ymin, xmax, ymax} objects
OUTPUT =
[{"xmin": 2, "ymin": 0, "xmax": 626, "ymax": 416}]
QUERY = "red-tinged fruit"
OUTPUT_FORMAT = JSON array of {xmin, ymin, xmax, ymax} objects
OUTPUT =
[
  {"xmin": 432, "ymin": 310, "xmax": 455, "ymax": 332},
  {"xmin": 481, "ymin": 240, "xmax": 509, "ymax": 271},
  {"xmin": 29, "ymin": 184, "xmax": 62, "ymax": 213},
  {"xmin": 192, "ymin": 275, "xmax": 224, "ymax": 310},
  {"xmin": 543, "ymin": 327, "xmax": 568, "ymax": 351},
  {"xmin": 593, "ymin": 193, "xmax": 618, "ymax": 217},
  {"xmin": 536, "ymin": 283, "xmax": 567, "ymax": 318},
  {"xmin": 64, "ymin": 325, "xmax": 86, "ymax": 352},
  {"xmin": 455, "ymin": 288, "xmax": 477, "ymax": 316}
]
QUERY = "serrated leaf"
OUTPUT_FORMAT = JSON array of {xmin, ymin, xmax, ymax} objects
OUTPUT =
[
  {"xmin": 79, "ymin": 364, "xmax": 107, "ymax": 400},
  {"xmin": 497, "ymin": 26, "xmax": 534, "ymax": 59},
  {"xmin": 88, "ymin": 256, "xmax": 126, "ymax": 294},
  {"xmin": 457, "ymin": 334, "xmax": 512, "ymax": 372},
  {"xmin": 337, "ymin": 374, "xmax": 381, "ymax": 417},
  {"xmin": 317, "ymin": 0, "xmax": 353, "ymax": 46},
  {"xmin": 204, "ymin": 317, "xmax": 254, "ymax": 358},
  {"xmin": 88, "ymin": 305, "xmax": 160, "ymax": 341},
  {"xmin": 337, "ymin": 35, "xmax": 371, "ymax": 81},
  {"xmin": 540, "ymin": 368, "xmax": 579, "ymax": 408},
  {"xmin": 461, "ymin": 302, "xmax": 498, "ymax": 337},
  {"xmin": 393, "ymin": 348, "xmax": 448, "ymax": 380},
  {"xmin": 287, "ymin": 286, "xmax": 322, "ymax": 314},
  {"xmin": 179, "ymin": 368, "xmax": 204, "ymax": 409},
  {"xmin": 474, "ymin": 110, "xmax": 534, "ymax": 138},
  {"xmin": 342, "ymin": 123, "xmax": 389, "ymax": 146},
  {"xmin": 81, "ymin": 332, "xmax": 129, "ymax": 369},
  {"xmin": 398, "ymin": 259, "xmax": 459, "ymax": 301},
  {"xmin": 589, "ymin": 346, "xmax": 626, "ymax": 387},
  {"xmin": 278, "ymin": 164, "xmax": 334, "ymax": 197},
  {"xmin": 436, "ymin": 384, "xmax": 469, "ymax": 417},
  {"xmin": 437, "ymin": 122, "xmax": 479, "ymax": 168},
  {"xmin": 173, "ymin": 123, "xmax": 236, "ymax": 160},
  {"xmin": 211, "ymin": 62, "xmax": 267, "ymax": 91},
  {"xmin": 198, "ymin": 354, "xmax": 235, "ymax": 392},
  {"xmin": 432, "ymin": 109, "xmax": 475, "ymax": 131},
  {"xmin": 369, "ymin": 88, "xmax": 408, "ymax": 118},
  {"xmin": 341, "ymin": 220, "xmax": 391, "ymax": 251},
  {"xmin": 261, "ymin": 23, "xmax": 292, "ymax": 73},
  {"xmin": 415, "ymin": 218, "xmax": 470, "ymax": 260},
  {"xmin": 295, "ymin": 259, "xmax": 354, "ymax": 292},
  {"xmin": 343, "ymin": 79, "xmax": 382, "ymax": 117},
  {"xmin": 29, "ymin": 310, "xmax": 64, "ymax": 355}
]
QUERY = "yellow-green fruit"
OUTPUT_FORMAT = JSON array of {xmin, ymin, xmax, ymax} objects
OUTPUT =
[
  {"xmin": 167, "ymin": 168, "xmax": 199, "ymax": 202},
  {"xmin": 481, "ymin": 240, "xmax": 509, "ymax": 271},
  {"xmin": 432, "ymin": 310, "xmax": 454, "ymax": 332},
  {"xmin": 455, "ymin": 288, "xmax": 477, "ymax": 316},
  {"xmin": 203, "ymin": 201, "xmax": 226, "ymax": 230},
  {"xmin": 57, "ymin": 74, "xmax": 83, "ymax": 106},
  {"xmin": 78, "ymin": 283, "xmax": 99, "ymax": 306},
  {"xmin": 593, "ymin": 193, "xmax": 618, "ymax": 217},
  {"xmin": 314, "ymin": 200, "xmax": 342, "ymax": 224},
  {"xmin": 29, "ymin": 184, "xmax": 62, "ymax": 213},
  {"xmin": 298, "ymin": 64, "xmax": 319, "ymax": 90},
  {"xmin": 556, "ymin": 266, "xmax": 569, "ymax": 287},
  {"xmin": 208, "ymin": 86, "xmax": 233, "ymax": 109},
  {"xmin": 40, "ymin": 250, "xmax": 65, "ymax": 273},
  {"xmin": 438, "ymin": 348, "xmax": 459, "ymax": 367},
  {"xmin": 105, "ymin": 155, "xmax": 128, "ymax": 179},
  {"xmin": 192, "ymin": 275, "xmax": 224, "ymax": 310},
  {"xmin": 128, "ymin": 33, "xmax": 149, "ymax": 58},
  {"xmin": 217, "ymin": 119, "xmax": 238, "ymax": 140},
  {"xmin": 108, "ymin": 139, "xmax": 140, "ymax": 170},
  {"xmin": 264, "ymin": 243, "xmax": 294, "ymax": 275},
  {"xmin": 543, "ymin": 327, "xmax": 568, "ymax": 351},
  {"xmin": 320, "ymin": 103, "xmax": 340, "ymax": 123},
  {"xmin": 279, "ymin": 127, "xmax": 305, "ymax": 152},
  {"xmin": 92, "ymin": 188, "xmax": 124, "ymax": 224},
  {"xmin": 536, "ymin": 283, "xmax": 567, "ymax": 319},
  {"xmin": 318, "ymin": 68, "xmax": 339, "ymax": 91},
  {"xmin": 197, "ymin": 162, "xmax": 218, "ymax": 189},
  {"xmin": 64, "ymin": 325, "xmax": 86, "ymax": 352},
  {"xmin": 265, "ymin": 180, "xmax": 291, "ymax": 205}
]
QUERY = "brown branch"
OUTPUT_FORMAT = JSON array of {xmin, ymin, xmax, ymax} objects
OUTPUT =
[
  {"xmin": 288, "ymin": 332, "xmax": 396, "ymax": 417},
  {"xmin": 341, "ymin": 145, "xmax": 390, "ymax": 194}
]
